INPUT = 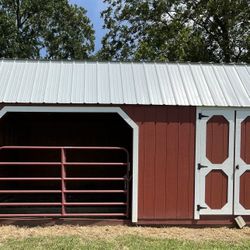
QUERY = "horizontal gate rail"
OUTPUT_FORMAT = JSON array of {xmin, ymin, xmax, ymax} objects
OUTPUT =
[
  {"xmin": 64, "ymin": 162, "xmax": 128, "ymax": 166},
  {"xmin": 0, "ymin": 203, "xmax": 62, "ymax": 206},
  {"xmin": 64, "ymin": 190, "xmax": 127, "ymax": 193},
  {"xmin": 0, "ymin": 178, "xmax": 127, "ymax": 181},
  {"xmin": 0, "ymin": 213, "xmax": 127, "ymax": 217},
  {"xmin": 0, "ymin": 190, "xmax": 62, "ymax": 193},
  {"xmin": 0, "ymin": 178, "xmax": 61, "ymax": 181},
  {"xmin": 0, "ymin": 146, "xmax": 130, "ymax": 218},
  {"xmin": 64, "ymin": 202, "xmax": 127, "ymax": 206},
  {"xmin": 0, "ymin": 162, "xmax": 61, "ymax": 166},
  {"xmin": 58, "ymin": 213, "xmax": 127, "ymax": 217},
  {"xmin": 0, "ymin": 146, "xmax": 128, "ymax": 150},
  {"xmin": 0, "ymin": 202, "xmax": 127, "ymax": 206},
  {"xmin": 0, "ymin": 162, "xmax": 127, "ymax": 166},
  {"xmin": 0, "ymin": 214, "xmax": 62, "ymax": 217},
  {"xmin": 64, "ymin": 177, "xmax": 127, "ymax": 181},
  {"xmin": 0, "ymin": 190, "xmax": 127, "ymax": 193}
]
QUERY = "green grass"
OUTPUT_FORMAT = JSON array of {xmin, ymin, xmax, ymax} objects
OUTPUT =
[{"xmin": 0, "ymin": 235, "xmax": 249, "ymax": 250}]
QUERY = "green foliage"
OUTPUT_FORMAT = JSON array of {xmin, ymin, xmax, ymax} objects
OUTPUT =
[
  {"xmin": 0, "ymin": 0, "xmax": 94, "ymax": 59},
  {"xmin": 100, "ymin": 0, "xmax": 250, "ymax": 62}
]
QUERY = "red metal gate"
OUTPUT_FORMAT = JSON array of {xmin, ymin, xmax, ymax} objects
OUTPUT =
[{"xmin": 0, "ymin": 146, "xmax": 130, "ymax": 218}]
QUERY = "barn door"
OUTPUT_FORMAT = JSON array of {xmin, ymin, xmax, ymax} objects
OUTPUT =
[
  {"xmin": 234, "ymin": 111, "xmax": 250, "ymax": 215},
  {"xmin": 195, "ymin": 109, "xmax": 235, "ymax": 217}
]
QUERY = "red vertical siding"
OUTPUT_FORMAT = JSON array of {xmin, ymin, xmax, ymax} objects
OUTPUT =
[
  {"xmin": 177, "ymin": 107, "xmax": 195, "ymax": 218},
  {"xmin": 123, "ymin": 105, "xmax": 196, "ymax": 220},
  {"xmin": 154, "ymin": 107, "xmax": 167, "ymax": 218},
  {"xmin": 142, "ymin": 107, "xmax": 156, "ymax": 218},
  {"xmin": 165, "ymin": 107, "xmax": 179, "ymax": 218}
]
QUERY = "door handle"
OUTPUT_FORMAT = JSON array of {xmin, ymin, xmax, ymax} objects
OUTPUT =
[{"xmin": 235, "ymin": 165, "xmax": 239, "ymax": 170}]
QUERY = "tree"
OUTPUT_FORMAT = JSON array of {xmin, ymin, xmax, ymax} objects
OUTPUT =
[
  {"xmin": 100, "ymin": 0, "xmax": 250, "ymax": 63},
  {"xmin": 0, "ymin": 0, "xmax": 95, "ymax": 59}
]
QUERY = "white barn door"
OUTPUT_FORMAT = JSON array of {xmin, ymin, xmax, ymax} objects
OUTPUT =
[
  {"xmin": 195, "ymin": 108, "xmax": 235, "ymax": 219},
  {"xmin": 234, "ymin": 111, "xmax": 250, "ymax": 215}
]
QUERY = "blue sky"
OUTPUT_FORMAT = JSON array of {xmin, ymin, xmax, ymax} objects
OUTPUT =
[{"xmin": 70, "ymin": 0, "xmax": 107, "ymax": 52}]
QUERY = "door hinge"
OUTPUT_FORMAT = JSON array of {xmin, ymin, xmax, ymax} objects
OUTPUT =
[
  {"xmin": 198, "ymin": 113, "xmax": 209, "ymax": 120},
  {"xmin": 198, "ymin": 163, "xmax": 208, "ymax": 170},
  {"xmin": 197, "ymin": 205, "xmax": 207, "ymax": 211}
]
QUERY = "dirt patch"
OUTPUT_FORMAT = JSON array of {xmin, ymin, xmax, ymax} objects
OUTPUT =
[{"xmin": 0, "ymin": 225, "xmax": 250, "ymax": 243}]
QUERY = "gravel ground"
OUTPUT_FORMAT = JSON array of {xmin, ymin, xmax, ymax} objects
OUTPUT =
[{"xmin": 0, "ymin": 225, "xmax": 249, "ymax": 243}]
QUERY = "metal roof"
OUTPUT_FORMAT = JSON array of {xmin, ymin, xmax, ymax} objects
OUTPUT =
[{"xmin": 0, "ymin": 59, "xmax": 249, "ymax": 107}]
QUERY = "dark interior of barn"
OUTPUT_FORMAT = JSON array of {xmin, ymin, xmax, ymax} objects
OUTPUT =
[{"xmin": 0, "ymin": 112, "xmax": 133, "ymax": 218}]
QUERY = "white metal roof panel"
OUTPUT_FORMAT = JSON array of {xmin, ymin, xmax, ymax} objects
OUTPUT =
[
  {"xmin": 235, "ymin": 65, "xmax": 250, "ymax": 98},
  {"xmin": 154, "ymin": 64, "xmax": 176, "ymax": 105},
  {"xmin": 201, "ymin": 65, "xmax": 228, "ymax": 106},
  {"xmin": 109, "ymin": 63, "xmax": 124, "ymax": 104},
  {"xmin": 0, "ymin": 59, "xmax": 249, "ymax": 107},
  {"xmin": 120, "ymin": 64, "xmax": 137, "ymax": 104},
  {"xmin": 96, "ymin": 63, "xmax": 110, "ymax": 104},
  {"xmin": 212, "ymin": 65, "xmax": 239, "ymax": 106},
  {"xmin": 70, "ymin": 62, "xmax": 84, "ymax": 103},
  {"xmin": 177, "ymin": 64, "xmax": 202, "ymax": 106},
  {"xmin": 188, "ymin": 64, "xmax": 215, "ymax": 106},
  {"xmin": 223, "ymin": 65, "xmax": 250, "ymax": 106},
  {"xmin": 30, "ymin": 62, "xmax": 49, "ymax": 103},
  {"xmin": 131, "ymin": 64, "xmax": 150, "ymax": 104},
  {"xmin": 167, "ymin": 64, "xmax": 189, "ymax": 105}
]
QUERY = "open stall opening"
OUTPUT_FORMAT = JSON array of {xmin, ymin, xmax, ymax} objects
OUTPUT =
[{"xmin": 0, "ymin": 112, "xmax": 133, "ymax": 219}]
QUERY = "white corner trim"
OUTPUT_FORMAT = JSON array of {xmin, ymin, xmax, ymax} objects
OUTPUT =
[
  {"xmin": 0, "ymin": 105, "xmax": 139, "ymax": 223},
  {"xmin": 194, "ymin": 107, "xmax": 201, "ymax": 220}
]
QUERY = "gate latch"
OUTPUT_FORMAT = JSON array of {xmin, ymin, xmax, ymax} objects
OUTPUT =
[
  {"xmin": 124, "ymin": 181, "xmax": 127, "ymax": 190},
  {"xmin": 197, "ymin": 205, "xmax": 207, "ymax": 211},
  {"xmin": 127, "ymin": 162, "xmax": 131, "ymax": 172},
  {"xmin": 198, "ymin": 163, "xmax": 208, "ymax": 170},
  {"xmin": 198, "ymin": 113, "xmax": 209, "ymax": 120}
]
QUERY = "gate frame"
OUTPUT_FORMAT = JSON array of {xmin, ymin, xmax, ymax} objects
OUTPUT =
[{"xmin": 0, "ymin": 105, "xmax": 139, "ymax": 223}]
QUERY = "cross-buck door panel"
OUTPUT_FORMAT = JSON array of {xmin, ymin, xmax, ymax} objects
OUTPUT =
[
  {"xmin": 234, "ymin": 111, "xmax": 250, "ymax": 215},
  {"xmin": 195, "ymin": 109, "xmax": 235, "ymax": 218}
]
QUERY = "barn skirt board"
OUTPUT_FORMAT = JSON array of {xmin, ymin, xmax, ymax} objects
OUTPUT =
[{"xmin": 0, "ymin": 104, "xmax": 250, "ymax": 226}]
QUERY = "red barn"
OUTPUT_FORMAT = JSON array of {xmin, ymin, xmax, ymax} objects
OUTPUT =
[{"xmin": 0, "ymin": 59, "xmax": 249, "ymax": 226}]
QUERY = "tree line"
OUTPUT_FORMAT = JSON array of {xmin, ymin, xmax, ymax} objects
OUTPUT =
[{"xmin": 0, "ymin": 0, "xmax": 249, "ymax": 62}]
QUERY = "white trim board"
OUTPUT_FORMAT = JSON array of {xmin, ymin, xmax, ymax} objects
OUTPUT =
[{"xmin": 0, "ymin": 105, "xmax": 139, "ymax": 223}]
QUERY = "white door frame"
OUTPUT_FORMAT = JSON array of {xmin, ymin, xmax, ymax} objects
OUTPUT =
[
  {"xmin": 0, "ymin": 105, "xmax": 139, "ymax": 223},
  {"xmin": 194, "ymin": 107, "xmax": 235, "ymax": 219}
]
